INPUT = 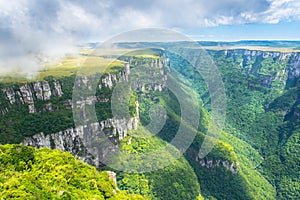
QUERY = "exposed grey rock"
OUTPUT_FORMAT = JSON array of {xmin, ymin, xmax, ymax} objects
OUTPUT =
[
  {"xmin": 224, "ymin": 50, "xmax": 300, "ymax": 88},
  {"xmin": 20, "ymin": 85, "xmax": 33, "ymax": 104},
  {"xmin": 2, "ymin": 79, "xmax": 64, "ymax": 113},
  {"xmin": 129, "ymin": 58, "xmax": 167, "ymax": 92},
  {"xmin": 97, "ymin": 97, "xmax": 110, "ymax": 103},
  {"xmin": 20, "ymin": 84, "xmax": 36, "ymax": 113},
  {"xmin": 33, "ymin": 82, "xmax": 43, "ymax": 100},
  {"xmin": 0, "ymin": 60, "xmax": 147, "ymax": 114},
  {"xmin": 124, "ymin": 62, "xmax": 130, "ymax": 81},
  {"xmin": 107, "ymin": 171, "xmax": 117, "ymax": 186},
  {"xmin": 74, "ymin": 67, "xmax": 130, "ymax": 92},
  {"xmin": 22, "ymin": 116, "xmax": 139, "ymax": 168},
  {"xmin": 75, "ymin": 76, "xmax": 93, "ymax": 91},
  {"xmin": 195, "ymin": 156, "xmax": 240, "ymax": 174},
  {"xmin": 16, "ymin": 91, "xmax": 24, "ymax": 104},
  {"xmin": 33, "ymin": 81, "xmax": 51, "ymax": 100},
  {"xmin": 63, "ymin": 99, "xmax": 72, "ymax": 109},
  {"xmin": 3, "ymin": 88, "xmax": 16, "ymax": 104},
  {"xmin": 288, "ymin": 53, "xmax": 300, "ymax": 81},
  {"xmin": 28, "ymin": 104, "xmax": 36, "ymax": 114},
  {"xmin": 102, "ymin": 73, "xmax": 117, "ymax": 89},
  {"xmin": 53, "ymin": 81, "xmax": 63, "ymax": 97},
  {"xmin": 42, "ymin": 81, "xmax": 51, "ymax": 100}
]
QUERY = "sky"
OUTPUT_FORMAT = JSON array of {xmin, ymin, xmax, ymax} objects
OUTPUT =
[{"xmin": 1, "ymin": 0, "xmax": 300, "ymax": 75}]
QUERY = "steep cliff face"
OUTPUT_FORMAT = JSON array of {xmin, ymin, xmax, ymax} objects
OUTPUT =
[
  {"xmin": 2, "ymin": 80, "xmax": 63, "ymax": 113},
  {"xmin": 22, "ymin": 116, "xmax": 139, "ymax": 168},
  {"xmin": 287, "ymin": 53, "xmax": 300, "ymax": 82},
  {"xmin": 0, "ymin": 56, "xmax": 170, "ymax": 116},
  {"xmin": 19, "ymin": 57, "xmax": 167, "ymax": 168},
  {"xmin": 0, "ymin": 63, "xmax": 131, "ymax": 115},
  {"xmin": 126, "ymin": 57, "xmax": 167, "ymax": 92},
  {"xmin": 220, "ymin": 50, "xmax": 300, "ymax": 87}
]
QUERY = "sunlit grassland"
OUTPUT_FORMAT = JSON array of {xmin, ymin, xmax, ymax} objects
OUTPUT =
[
  {"xmin": 0, "ymin": 53, "xmax": 125, "ymax": 83},
  {"xmin": 0, "ymin": 48, "xmax": 161, "ymax": 83},
  {"xmin": 124, "ymin": 48, "xmax": 161, "ymax": 59},
  {"xmin": 42, "ymin": 54, "xmax": 125, "ymax": 77},
  {"xmin": 94, "ymin": 48, "xmax": 161, "ymax": 58}
]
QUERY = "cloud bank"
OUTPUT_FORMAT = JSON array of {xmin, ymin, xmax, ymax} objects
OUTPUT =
[{"xmin": 0, "ymin": 0, "xmax": 300, "ymax": 76}]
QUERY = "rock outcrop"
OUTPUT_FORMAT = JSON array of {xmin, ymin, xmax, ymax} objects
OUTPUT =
[
  {"xmin": 220, "ymin": 50, "xmax": 300, "ymax": 88},
  {"xmin": 288, "ymin": 53, "xmax": 300, "ymax": 81},
  {"xmin": 2, "ymin": 80, "xmax": 63, "ymax": 113},
  {"xmin": 0, "ymin": 63, "xmax": 131, "ymax": 114},
  {"xmin": 19, "ymin": 84, "xmax": 36, "ymax": 113},
  {"xmin": 33, "ymin": 81, "xmax": 51, "ymax": 100},
  {"xmin": 22, "ymin": 116, "xmax": 139, "ymax": 168},
  {"xmin": 3, "ymin": 87, "xmax": 16, "ymax": 105},
  {"xmin": 195, "ymin": 156, "xmax": 240, "ymax": 174},
  {"xmin": 129, "ymin": 58, "xmax": 167, "ymax": 92}
]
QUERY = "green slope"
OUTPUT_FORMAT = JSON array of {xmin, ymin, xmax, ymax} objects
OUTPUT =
[
  {"xmin": 166, "ymin": 48, "xmax": 299, "ymax": 199},
  {"xmin": 0, "ymin": 144, "xmax": 144, "ymax": 199},
  {"xmin": 131, "ymin": 61, "xmax": 275, "ymax": 199},
  {"xmin": 116, "ymin": 126, "xmax": 203, "ymax": 200}
]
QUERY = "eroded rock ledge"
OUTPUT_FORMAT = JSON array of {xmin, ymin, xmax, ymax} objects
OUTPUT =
[
  {"xmin": 2, "ymin": 80, "xmax": 63, "ymax": 113},
  {"xmin": 195, "ymin": 156, "xmax": 240, "ymax": 174},
  {"xmin": 22, "ymin": 116, "xmax": 138, "ymax": 168}
]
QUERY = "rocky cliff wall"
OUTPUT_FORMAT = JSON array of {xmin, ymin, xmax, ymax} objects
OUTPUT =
[
  {"xmin": 22, "ymin": 116, "xmax": 139, "ymax": 168},
  {"xmin": 19, "ymin": 57, "xmax": 167, "ymax": 168},
  {"xmin": 221, "ymin": 50, "xmax": 300, "ymax": 87},
  {"xmin": 2, "ymin": 80, "xmax": 63, "ymax": 113},
  {"xmin": 0, "ymin": 57, "xmax": 168, "ymax": 115}
]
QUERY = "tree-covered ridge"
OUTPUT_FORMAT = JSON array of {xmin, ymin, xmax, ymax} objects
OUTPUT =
[
  {"xmin": 116, "ymin": 126, "xmax": 203, "ymax": 200},
  {"xmin": 166, "ymin": 48, "xmax": 299, "ymax": 199},
  {"xmin": 258, "ymin": 78, "xmax": 300, "ymax": 199},
  {"xmin": 0, "ymin": 144, "xmax": 144, "ymax": 199},
  {"xmin": 128, "ymin": 63, "xmax": 275, "ymax": 199},
  {"xmin": 209, "ymin": 50, "xmax": 300, "ymax": 199},
  {"xmin": 161, "ymin": 96, "xmax": 275, "ymax": 199}
]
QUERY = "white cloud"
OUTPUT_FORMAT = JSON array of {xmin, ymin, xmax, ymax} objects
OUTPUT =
[
  {"xmin": 0, "ymin": 0, "xmax": 300, "ymax": 77},
  {"xmin": 260, "ymin": 0, "xmax": 300, "ymax": 23},
  {"xmin": 0, "ymin": 0, "xmax": 78, "ymax": 77},
  {"xmin": 238, "ymin": 0, "xmax": 300, "ymax": 24}
]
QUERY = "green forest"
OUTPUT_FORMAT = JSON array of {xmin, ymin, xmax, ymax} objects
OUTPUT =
[
  {"xmin": 0, "ymin": 144, "xmax": 144, "ymax": 199},
  {"xmin": 0, "ymin": 47, "xmax": 299, "ymax": 199}
]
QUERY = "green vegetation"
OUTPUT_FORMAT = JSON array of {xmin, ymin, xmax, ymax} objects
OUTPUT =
[
  {"xmin": 0, "ymin": 144, "xmax": 144, "ymax": 199},
  {"xmin": 117, "ymin": 126, "xmax": 203, "ymax": 200},
  {"xmin": 1, "ymin": 47, "xmax": 300, "ymax": 199},
  {"xmin": 159, "ymin": 90, "xmax": 274, "ymax": 199},
  {"xmin": 0, "ymin": 70, "xmax": 130, "ymax": 143},
  {"xmin": 0, "ymin": 51, "xmax": 124, "ymax": 83},
  {"xmin": 122, "ymin": 48, "xmax": 161, "ymax": 59},
  {"xmin": 167, "ymin": 48, "xmax": 299, "ymax": 199},
  {"xmin": 123, "ymin": 59, "xmax": 275, "ymax": 199},
  {"xmin": 0, "ymin": 76, "xmax": 76, "ymax": 144}
]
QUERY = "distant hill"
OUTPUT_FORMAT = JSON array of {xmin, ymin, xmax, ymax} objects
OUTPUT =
[{"xmin": 198, "ymin": 40, "xmax": 300, "ymax": 48}]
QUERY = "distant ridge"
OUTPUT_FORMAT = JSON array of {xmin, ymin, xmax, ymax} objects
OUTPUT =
[{"xmin": 197, "ymin": 40, "xmax": 300, "ymax": 49}]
